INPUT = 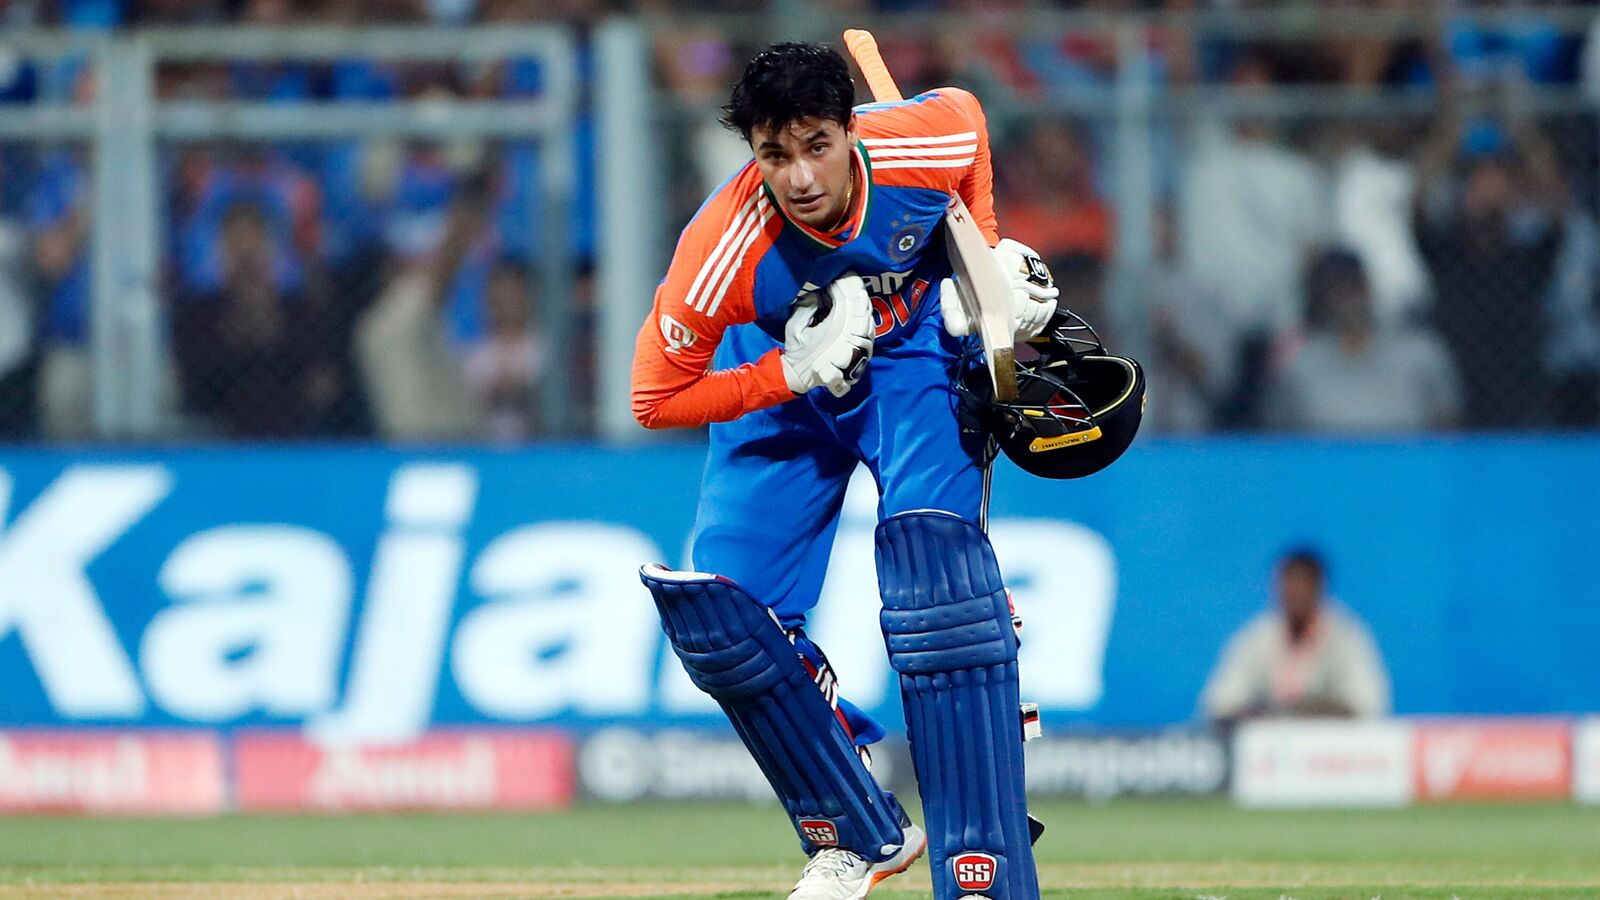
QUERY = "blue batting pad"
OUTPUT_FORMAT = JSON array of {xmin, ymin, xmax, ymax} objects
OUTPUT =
[
  {"xmin": 877, "ymin": 512, "xmax": 1039, "ymax": 899},
  {"xmin": 641, "ymin": 565, "xmax": 910, "ymax": 861}
]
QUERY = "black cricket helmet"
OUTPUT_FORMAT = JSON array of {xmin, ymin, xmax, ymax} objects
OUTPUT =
[{"xmin": 956, "ymin": 307, "xmax": 1144, "ymax": 479}]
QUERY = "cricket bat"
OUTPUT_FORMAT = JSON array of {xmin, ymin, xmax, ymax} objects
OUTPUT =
[{"xmin": 842, "ymin": 28, "xmax": 1018, "ymax": 401}]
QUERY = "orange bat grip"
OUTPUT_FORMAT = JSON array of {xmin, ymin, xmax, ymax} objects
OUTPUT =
[{"xmin": 843, "ymin": 29, "xmax": 903, "ymax": 103}]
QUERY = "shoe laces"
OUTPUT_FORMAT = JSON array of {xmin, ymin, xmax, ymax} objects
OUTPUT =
[{"xmin": 800, "ymin": 847, "xmax": 865, "ymax": 880}]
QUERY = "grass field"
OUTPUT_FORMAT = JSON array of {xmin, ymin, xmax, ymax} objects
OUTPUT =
[{"xmin": 1, "ymin": 800, "xmax": 1598, "ymax": 899}]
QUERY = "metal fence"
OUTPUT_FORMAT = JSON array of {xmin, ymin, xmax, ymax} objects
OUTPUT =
[
  {"xmin": 0, "ymin": 26, "xmax": 583, "ymax": 441},
  {"xmin": 3, "ymin": 9, "xmax": 1600, "ymax": 443}
]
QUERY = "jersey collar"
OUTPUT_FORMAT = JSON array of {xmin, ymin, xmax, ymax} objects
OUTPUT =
[{"xmin": 765, "ymin": 141, "xmax": 873, "ymax": 251}]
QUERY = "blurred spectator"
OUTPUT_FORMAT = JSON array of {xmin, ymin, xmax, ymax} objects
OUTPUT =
[
  {"xmin": 0, "ymin": 217, "xmax": 32, "ymax": 438},
  {"xmin": 1144, "ymin": 203, "xmax": 1235, "ymax": 434},
  {"xmin": 356, "ymin": 174, "xmax": 488, "ymax": 442},
  {"xmin": 1582, "ymin": 10, "xmax": 1600, "ymax": 104},
  {"xmin": 1303, "ymin": 0, "xmax": 1428, "ymax": 89},
  {"xmin": 364, "ymin": 0, "xmax": 426, "ymax": 22},
  {"xmin": 566, "ymin": 266, "xmax": 598, "ymax": 434},
  {"xmin": 389, "ymin": 149, "xmax": 524, "ymax": 347},
  {"xmin": 58, "ymin": 0, "xmax": 124, "ymax": 29},
  {"xmin": 1413, "ymin": 103, "xmax": 1565, "ymax": 430},
  {"xmin": 928, "ymin": 22, "xmax": 1035, "ymax": 105},
  {"xmin": 425, "ymin": 0, "xmax": 477, "ymax": 23},
  {"xmin": 472, "ymin": 14, "xmax": 598, "ymax": 268},
  {"xmin": 1, "ymin": 1, "xmax": 43, "ymax": 27},
  {"xmin": 1560, "ymin": 22, "xmax": 1600, "ymax": 427},
  {"xmin": 656, "ymin": 26, "xmax": 749, "ymax": 204},
  {"xmin": 462, "ymin": 258, "xmax": 548, "ymax": 443},
  {"xmin": 1265, "ymin": 249, "xmax": 1461, "ymax": 434},
  {"xmin": 479, "ymin": 0, "xmax": 603, "ymax": 22},
  {"xmin": 158, "ymin": 62, "xmax": 230, "ymax": 103},
  {"xmin": 1543, "ymin": 209, "xmax": 1600, "ymax": 428},
  {"xmin": 1202, "ymin": 547, "xmax": 1391, "ymax": 724},
  {"xmin": 175, "ymin": 145, "xmax": 320, "ymax": 297},
  {"xmin": 1178, "ymin": 54, "xmax": 1331, "ymax": 428},
  {"xmin": 314, "ymin": 0, "xmax": 405, "ymax": 265},
  {"xmin": 28, "ymin": 150, "xmax": 94, "ymax": 441},
  {"xmin": 1018, "ymin": 14, "xmax": 1122, "ymax": 92},
  {"xmin": 0, "ymin": 48, "xmax": 39, "ymax": 215},
  {"xmin": 135, "ymin": 0, "xmax": 233, "ymax": 25},
  {"xmin": 1053, "ymin": 252, "xmax": 1111, "ymax": 348},
  {"xmin": 226, "ymin": 0, "xmax": 315, "ymax": 101},
  {"xmin": 381, "ymin": 141, "xmax": 462, "ymax": 256},
  {"xmin": 172, "ymin": 201, "xmax": 332, "ymax": 437},
  {"xmin": 1446, "ymin": 2, "xmax": 1575, "ymax": 90},
  {"xmin": 1329, "ymin": 122, "xmax": 1431, "ymax": 328},
  {"xmin": 997, "ymin": 120, "xmax": 1111, "ymax": 264},
  {"xmin": 1190, "ymin": 1, "xmax": 1412, "ymax": 87}
]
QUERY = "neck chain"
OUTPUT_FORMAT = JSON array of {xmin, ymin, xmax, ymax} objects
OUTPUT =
[{"xmin": 826, "ymin": 167, "xmax": 856, "ymax": 233}]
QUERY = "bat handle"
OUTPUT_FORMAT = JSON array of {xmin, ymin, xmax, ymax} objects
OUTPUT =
[{"xmin": 843, "ymin": 28, "xmax": 903, "ymax": 103}]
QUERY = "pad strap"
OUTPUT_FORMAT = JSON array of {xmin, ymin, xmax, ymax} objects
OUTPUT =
[
  {"xmin": 877, "ymin": 512, "xmax": 1039, "ymax": 899},
  {"xmin": 641, "ymin": 565, "xmax": 909, "ymax": 860}
]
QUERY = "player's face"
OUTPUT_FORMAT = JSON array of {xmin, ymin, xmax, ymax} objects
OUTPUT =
[
  {"xmin": 1277, "ymin": 564, "xmax": 1321, "ymax": 629},
  {"xmin": 750, "ymin": 115, "xmax": 859, "ymax": 230}
]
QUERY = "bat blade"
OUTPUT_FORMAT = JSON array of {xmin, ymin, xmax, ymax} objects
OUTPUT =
[{"xmin": 944, "ymin": 198, "xmax": 1018, "ymax": 401}]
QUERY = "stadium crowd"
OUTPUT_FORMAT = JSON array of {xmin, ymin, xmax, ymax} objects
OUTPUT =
[{"xmin": 1, "ymin": 0, "xmax": 1599, "ymax": 440}]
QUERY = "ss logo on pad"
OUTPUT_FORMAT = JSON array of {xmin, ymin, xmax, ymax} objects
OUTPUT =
[
  {"xmin": 952, "ymin": 852, "xmax": 997, "ymax": 891},
  {"xmin": 799, "ymin": 818, "xmax": 839, "ymax": 846}
]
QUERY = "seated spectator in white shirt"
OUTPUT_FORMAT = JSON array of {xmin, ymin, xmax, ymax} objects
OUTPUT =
[
  {"xmin": 1202, "ymin": 548, "xmax": 1391, "ymax": 723},
  {"xmin": 1265, "ymin": 248, "xmax": 1462, "ymax": 433}
]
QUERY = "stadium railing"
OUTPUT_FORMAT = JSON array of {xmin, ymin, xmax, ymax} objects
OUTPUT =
[
  {"xmin": 3, "ymin": 9, "xmax": 1599, "ymax": 441},
  {"xmin": 0, "ymin": 25, "xmax": 583, "ymax": 440}
]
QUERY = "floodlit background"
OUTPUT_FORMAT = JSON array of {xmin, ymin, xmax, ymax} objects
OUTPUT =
[{"xmin": 0, "ymin": 1, "xmax": 1597, "ymax": 897}]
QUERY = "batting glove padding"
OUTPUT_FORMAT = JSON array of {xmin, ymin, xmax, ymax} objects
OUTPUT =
[
  {"xmin": 942, "ymin": 237, "xmax": 1061, "ymax": 341},
  {"xmin": 782, "ymin": 275, "xmax": 875, "ymax": 397}
]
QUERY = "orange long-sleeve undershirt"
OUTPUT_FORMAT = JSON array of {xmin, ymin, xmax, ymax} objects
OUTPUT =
[{"xmin": 629, "ymin": 166, "xmax": 792, "ymax": 430}]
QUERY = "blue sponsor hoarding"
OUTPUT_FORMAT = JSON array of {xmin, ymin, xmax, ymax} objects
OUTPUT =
[{"xmin": 0, "ymin": 437, "xmax": 1596, "ymax": 739}]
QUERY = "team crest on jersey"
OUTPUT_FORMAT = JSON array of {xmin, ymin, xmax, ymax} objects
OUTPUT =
[
  {"xmin": 951, "ymin": 852, "xmax": 998, "ymax": 891},
  {"xmin": 659, "ymin": 314, "xmax": 699, "ymax": 354},
  {"xmin": 887, "ymin": 216, "xmax": 926, "ymax": 264},
  {"xmin": 798, "ymin": 818, "xmax": 840, "ymax": 847}
]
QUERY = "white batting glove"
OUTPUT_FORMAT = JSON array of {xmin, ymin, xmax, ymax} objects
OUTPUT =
[
  {"xmin": 781, "ymin": 275, "xmax": 875, "ymax": 397},
  {"xmin": 942, "ymin": 238, "xmax": 1061, "ymax": 340},
  {"xmin": 996, "ymin": 238, "xmax": 1060, "ymax": 339},
  {"xmin": 939, "ymin": 277, "xmax": 972, "ymax": 336}
]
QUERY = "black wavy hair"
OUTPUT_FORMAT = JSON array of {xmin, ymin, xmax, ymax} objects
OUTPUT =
[
  {"xmin": 1279, "ymin": 545, "xmax": 1327, "ymax": 584},
  {"xmin": 720, "ymin": 42, "xmax": 856, "ymax": 143}
]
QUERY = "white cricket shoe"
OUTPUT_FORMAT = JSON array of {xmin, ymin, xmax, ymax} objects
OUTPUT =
[{"xmin": 786, "ymin": 824, "xmax": 927, "ymax": 900}]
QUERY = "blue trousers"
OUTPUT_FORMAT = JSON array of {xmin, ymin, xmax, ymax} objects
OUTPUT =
[{"xmin": 691, "ymin": 316, "xmax": 986, "ymax": 628}]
